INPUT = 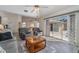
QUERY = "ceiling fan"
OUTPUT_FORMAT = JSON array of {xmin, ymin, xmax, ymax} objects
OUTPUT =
[{"xmin": 24, "ymin": 5, "xmax": 48, "ymax": 13}]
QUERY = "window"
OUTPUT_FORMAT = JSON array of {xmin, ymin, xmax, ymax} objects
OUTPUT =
[
  {"xmin": 53, "ymin": 23, "xmax": 59, "ymax": 32},
  {"xmin": 50, "ymin": 23, "xmax": 59, "ymax": 32},
  {"xmin": 50, "ymin": 23, "xmax": 53, "ymax": 31}
]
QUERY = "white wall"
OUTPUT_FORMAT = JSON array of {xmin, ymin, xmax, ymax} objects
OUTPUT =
[
  {"xmin": 0, "ymin": 11, "xmax": 22, "ymax": 33},
  {"xmin": 39, "ymin": 19, "xmax": 47, "ymax": 36},
  {"xmin": 22, "ymin": 16, "xmax": 40, "ymax": 28},
  {"xmin": 6, "ymin": 13, "xmax": 22, "ymax": 33},
  {"xmin": 0, "ymin": 11, "xmax": 8, "ymax": 24}
]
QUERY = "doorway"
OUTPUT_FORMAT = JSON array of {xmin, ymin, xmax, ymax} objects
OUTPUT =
[
  {"xmin": 45, "ymin": 14, "xmax": 76, "ymax": 43},
  {"xmin": 46, "ymin": 15, "xmax": 69, "ymax": 41}
]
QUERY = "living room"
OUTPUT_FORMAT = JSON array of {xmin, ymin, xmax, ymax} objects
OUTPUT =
[{"xmin": 0, "ymin": 5, "xmax": 79, "ymax": 53}]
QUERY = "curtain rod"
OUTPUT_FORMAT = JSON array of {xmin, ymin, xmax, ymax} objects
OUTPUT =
[{"xmin": 44, "ymin": 10, "xmax": 79, "ymax": 20}]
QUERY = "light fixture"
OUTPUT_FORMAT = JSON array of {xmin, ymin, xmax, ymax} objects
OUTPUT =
[
  {"xmin": 30, "ymin": 23, "xmax": 34, "ymax": 28},
  {"xmin": 0, "ymin": 24, "xmax": 4, "ymax": 31},
  {"xmin": 24, "ymin": 10, "xmax": 28, "ymax": 12},
  {"xmin": 32, "ymin": 5, "xmax": 40, "ymax": 13},
  {"xmin": 21, "ymin": 22, "xmax": 26, "ymax": 28},
  {"xmin": 32, "ymin": 5, "xmax": 40, "ymax": 18},
  {"xmin": 22, "ymin": 22, "xmax": 26, "ymax": 25}
]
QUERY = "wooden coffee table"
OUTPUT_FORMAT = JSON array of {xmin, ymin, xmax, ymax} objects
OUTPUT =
[{"xmin": 25, "ymin": 36, "xmax": 46, "ymax": 53}]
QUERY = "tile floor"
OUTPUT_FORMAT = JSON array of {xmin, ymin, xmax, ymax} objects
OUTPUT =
[
  {"xmin": 0, "ymin": 37, "xmax": 78, "ymax": 53},
  {"xmin": 18, "ymin": 37, "xmax": 77, "ymax": 53}
]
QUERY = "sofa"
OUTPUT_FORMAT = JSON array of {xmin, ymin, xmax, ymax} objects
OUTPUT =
[
  {"xmin": 0, "ymin": 31, "xmax": 13, "ymax": 41},
  {"xmin": 0, "ymin": 30, "xmax": 18, "ymax": 53},
  {"xmin": 19, "ymin": 28, "xmax": 31, "ymax": 40}
]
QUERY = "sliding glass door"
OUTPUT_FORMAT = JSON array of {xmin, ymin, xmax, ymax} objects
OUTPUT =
[{"xmin": 46, "ymin": 15, "xmax": 68, "ymax": 40}]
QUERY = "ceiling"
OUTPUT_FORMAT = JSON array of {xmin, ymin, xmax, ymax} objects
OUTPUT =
[{"xmin": 0, "ymin": 5, "xmax": 75, "ymax": 18}]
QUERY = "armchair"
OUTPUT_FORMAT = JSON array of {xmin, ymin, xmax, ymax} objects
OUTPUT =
[
  {"xmin": 33, "ymin": 27, "xmax": 42, "ymax": 36},
  {"xmin": 19, "ymin": 28, "xmax": 31, "ymax": 40}
]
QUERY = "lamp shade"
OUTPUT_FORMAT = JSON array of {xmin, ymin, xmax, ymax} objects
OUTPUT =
[
  {"xmin": 21, "ymin": 22, "xmax": 26, "ymax": 28},
  {"xmin": 30, "ymin": 23, "xmax": 34, "ymax": 27},
  {"xmin": 0, "ymin": 24, "xmax": 4, "ymax": 31}
]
